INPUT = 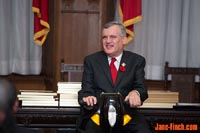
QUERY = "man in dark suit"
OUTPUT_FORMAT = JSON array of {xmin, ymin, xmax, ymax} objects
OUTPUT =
[
  {"xmin": 0, "ymin": 78, "xmax": 35, "ymax": 133},
  {"xmin": 78, "ymin": 21, "xmax": 151, "ymax": 133}
]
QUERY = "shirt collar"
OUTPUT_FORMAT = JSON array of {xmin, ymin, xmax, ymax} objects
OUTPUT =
[{"xmin": 108, "ymin": 52, "xmax": 123, "ymax": 63}]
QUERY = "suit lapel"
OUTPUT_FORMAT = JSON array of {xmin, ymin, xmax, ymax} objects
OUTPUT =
[
  {"xmin": 96, "ymin": 52, "xmax": 113, "ymax": 86},
  {"xmin": 116, "ymin": 51, "xmax": 129, "ymax": 86}
]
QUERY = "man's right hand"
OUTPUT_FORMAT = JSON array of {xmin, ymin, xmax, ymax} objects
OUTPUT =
[{"xmin": 82, "ymin": 96, "xmax": 97, "ymax": 106}]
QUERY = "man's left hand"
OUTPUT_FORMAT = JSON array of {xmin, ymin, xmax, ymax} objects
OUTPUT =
[{"xmin": 124, "ymin": 90, "xmax": 141, "ymax": 108}]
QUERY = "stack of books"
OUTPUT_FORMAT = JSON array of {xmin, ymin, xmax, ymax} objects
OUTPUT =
[
  {"xmin": 141, "ymin": 90, "xmax": 179, "ymax": 108},
  {"xmin": 18, "ymin": 85, "xmax": 178, "ymax": 109},
  {"xmin": 57, "ymin": 82, "xmax": 81, "ymax": 107},
  {"xmin": 18, "ymin": 90, "xmax": 58, "ymax": 107}
]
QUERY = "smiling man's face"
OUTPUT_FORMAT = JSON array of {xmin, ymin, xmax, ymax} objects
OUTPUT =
[{"xmin": 102, "ymin": 25, "xmax": 126, "ymax": 57}]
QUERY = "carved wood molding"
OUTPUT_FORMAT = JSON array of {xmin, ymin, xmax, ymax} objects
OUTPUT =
[
  {"xmin": 61, "ymin": 0, "xmax": 99, "ymax": 14},
  {"xmin": 16, "ymin": 108, "xmax": 200, "ymax": 130}
]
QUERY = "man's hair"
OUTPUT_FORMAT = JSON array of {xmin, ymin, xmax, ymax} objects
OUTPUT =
[
  {"xmin": 0, "ymin": 78, "xmax": 17, "ymax": 111},
  {"xmin": 103, "ymin": 21, "xmax": 126, "ymax": 37}
]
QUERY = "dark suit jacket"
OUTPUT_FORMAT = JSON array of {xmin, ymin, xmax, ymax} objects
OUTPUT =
[{"xmin": 78, "ymin": 50, "xmax": 148, "ymax": 129}]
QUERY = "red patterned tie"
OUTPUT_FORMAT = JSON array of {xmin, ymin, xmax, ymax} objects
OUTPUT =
[{"xmin": 110, "ymin": 58, "xmax": 118, "ymax": 84}]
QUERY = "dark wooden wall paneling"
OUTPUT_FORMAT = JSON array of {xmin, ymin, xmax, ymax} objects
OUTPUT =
[{"xmin": 60, "ymin": 0, "xmax": 101, "ymax": 63}]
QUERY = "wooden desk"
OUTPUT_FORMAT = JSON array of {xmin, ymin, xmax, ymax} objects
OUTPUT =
[
  {"xmin": 16, "ymin": 107, "xmax": 200, "ymax": 131},
  {"xmin": 16, "ymin": 107, "xmax": 80, "ymax": 130}
]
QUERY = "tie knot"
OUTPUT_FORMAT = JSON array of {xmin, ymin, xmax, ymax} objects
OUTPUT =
[{"xmin": 111, "ymin": 58, "xmax": 116, "ymax": 63}]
